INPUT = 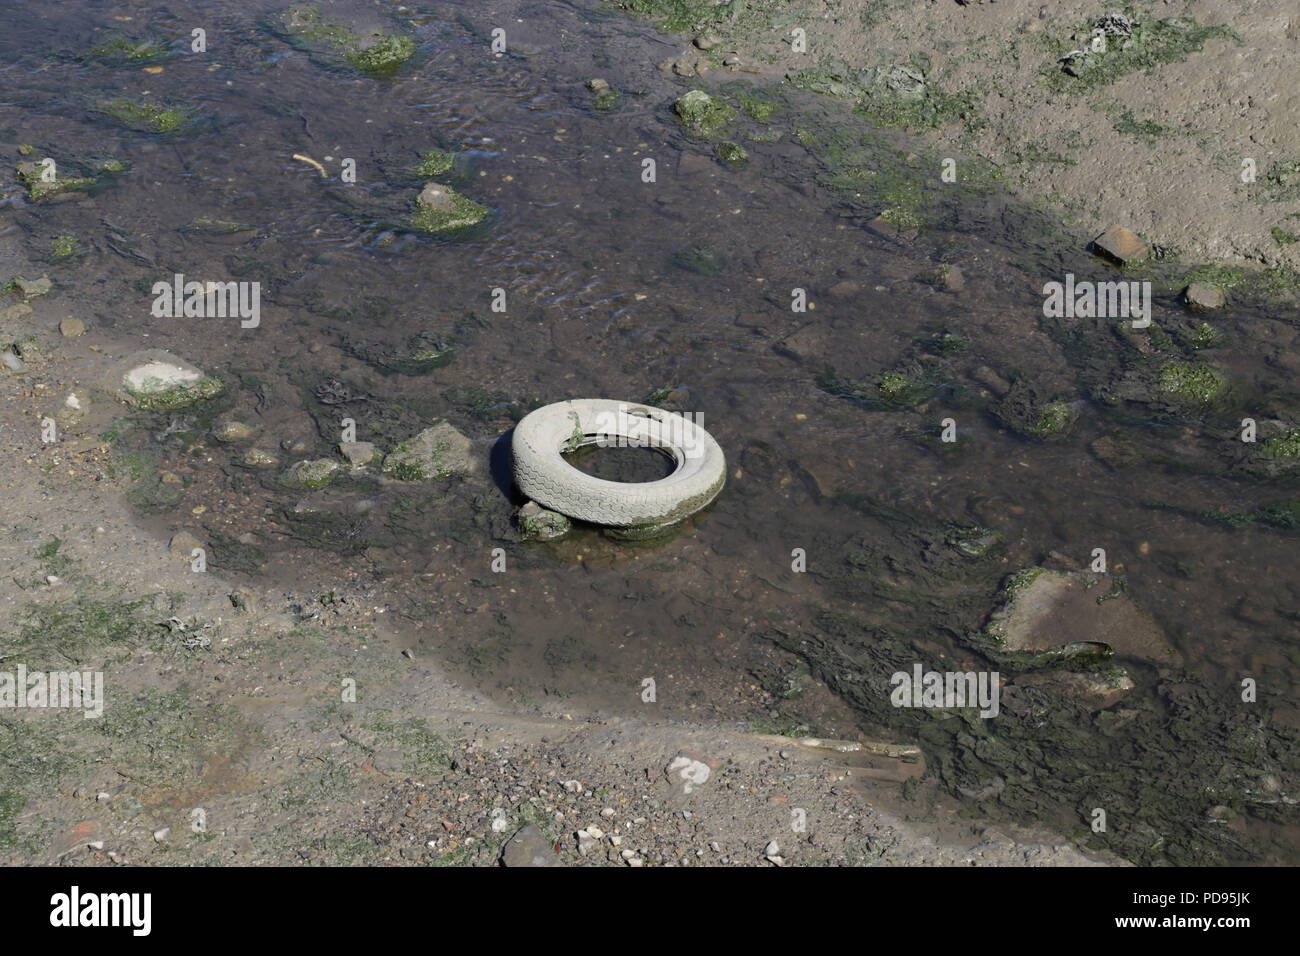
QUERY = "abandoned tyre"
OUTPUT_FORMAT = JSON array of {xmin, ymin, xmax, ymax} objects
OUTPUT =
[{"xmin": 512, "ymin": 399, "xmax": 725, "ymax": 530}]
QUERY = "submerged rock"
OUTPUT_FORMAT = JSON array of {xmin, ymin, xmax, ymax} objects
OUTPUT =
[
  {"xmin": 8, "ymin": 275, "xmax": 52, "ymax": 298},
  {"xmin": 411, "ymin": 182, "xmax": 487, "ymax": 233},
  {"xmin": 986, "ymin": 568, "xmax": 1181, "ymax": 666},
  {"xmin": 214, "ymin": 421, "xmax": 256, "ymax": 443},
  {"xmin": 52, "ymin": 392, "xmax": 87, "ymax": 427},
  {"xmin": 16, "ymin": 162, "xmax": 95, "ymax": 202},
  {"xmin": 382, "ymin": 421, "xmax": 474, "ymax": 481},
  {"xmin": 243, "ymin": 448, "xmax": 279, "ymax": 468},
  {"xmin": 518, "ymin": 501, "xmax": 571, "ymax": 540},
  {"xmin": 715, "ymin": 141, "xmax": 748, "ymax": 168},
  {"xmin": 674, "ymin": 90, "xmax": 736, "ymax": 138},
  {"xmin": 413, "ymin": 150, "xmax": 454, "ymax": 177},
  {"xmin": 338, "ymin": 441, "xmax": 378, "ymax": 468},
  {"xmin": 278, "ymin": 3, "xmax": 415, "ymax": 76},
  {"xmin": 1156, "ymin": 361, "xmax": 1227, "ymax": 406},
  {"xmin": 281, "ymin": 458, "xmax": 341, "ymax": 489}
]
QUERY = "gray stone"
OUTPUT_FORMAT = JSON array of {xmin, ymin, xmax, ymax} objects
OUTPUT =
[
  {"xmin": 59, "ymin": 318, "xmax": 85, "ymax": 338},
  {"xmin": 382, "ymin": 421, "xmax": 474, "ymax": 481},
  {"xmin": 214, "ymin": 421, "xmax": 255, "ymax": 443},
  {"xmin": 281, "ymin": 458, "xmax": 341, "ymax": 489},
  {"xmin": 417, "ymin": 182, "xmax": 457, "ymax": 212},
  {"xmin": 1184, "ymin": 282, "xmax": 1225, "ymax": 312},
  {"xmin": 243, "ymin": 448, "xmax": 279, "ymax": 468},
  {"xmin": 14, "ymin": 275, "xmax": 52, "ymax": 297},
  {"xmin": 338, "ymin": 441, "xmax": 378, "ymax": 468},
  {"xmin": 501, "ymin": 824, "xmax": 558, "ymax": 867}
]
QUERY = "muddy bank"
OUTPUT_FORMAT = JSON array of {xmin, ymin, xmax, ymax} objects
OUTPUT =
[{"xmin": 608, "ymin": 0, "xmax": 1300, "ymax": 273}]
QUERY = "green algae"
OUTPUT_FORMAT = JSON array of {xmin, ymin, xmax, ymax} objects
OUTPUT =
[
  {"xmin": 127, "ymin": 376, "xmax": 225, "ymax": 412},
  {"xmin": 276, "ymin": 3, "xmax": 415, "ymax": 76},
  {"xmin": 414, "ymin": 150, "xmax": 455, "ymax": 178},
  {"xmin": 98, "ymin": 98, "xmax": 190, "ymax": 134},
  {"xmin": 1262, "ymin": 429, "xmax": 1300, "ymax": 461},
  {"xmin": 1043, "ymin": 16, "xmax": 1239, "ymax": 94},
  {"xmin": 88, "ymin": 35, "xmax": 172, "ymax": 65},
  {"xmin": 48, "ymin": 236, "xmax": 82, "ymax": 261},
  {"xmin": 1156, "ymin": 362, "xmax": 1227, "ymax": 406}
]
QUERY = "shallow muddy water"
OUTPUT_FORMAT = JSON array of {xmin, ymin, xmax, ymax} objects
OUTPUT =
[{"xmin": 3, "ymin": 0, "xmax": 1297, "ymax": 864}]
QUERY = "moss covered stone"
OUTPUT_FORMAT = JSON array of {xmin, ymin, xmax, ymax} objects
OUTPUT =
[
  {"xmin": 674, "ymin": 90, "xmax": 735, "ymax": 138},
  {"xmin": 279, "ymin": 4, "xmax": 415, "ymax": 76},
  {"xmin": 110, "ymin": 350, "xmax": 225, "ymax": 411},
  {"xmin": 382, "ymin": 421, "xmax": 474, "ymax": 481},
  {"xmin": 281, "ymin": 458, "xmax": 341, "ymax": 490},
  {"xmin": 49, "ymin": 236, "xmax": 82, "ymax": 261},
  {"xmin": 411, "ymin": 182, "xmax": 488, "ymax": 234},
  {"xmin": 1026, "ymin": 400, "xmax": 1078, "ymax": 439},
  {"xmin": 715, "ymin": 141, "xmax": 748, "ymax": 168},
  {"xmin": 98, "ymin": 98, "xmax": 189, "ymax": 134},
  {"xmin": 414, "ymin": 150, "xmax": 455, "ymax": 178},
  {"xmin": 874, "ymin": 372, "xmax": 932, "ymax": 408},
  {"xmin": 347, "ymin": 35, "xmax": 415, "ymax": 75},
  {"xmin": 89, "ymin": 35, "xmax": 171, "ymax": 65},
  {"xmin": 518, "ymin": 501, "xmax": 571, "ymax": 540},
  {"xmin": 16, "ymin": 162, "xmax": 94, "ymax": 203}
]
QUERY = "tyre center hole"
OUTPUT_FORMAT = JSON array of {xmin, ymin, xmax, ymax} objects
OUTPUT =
[{"xmin": 563, "ymin": 442, "xmax": 676, "ymax": 483}]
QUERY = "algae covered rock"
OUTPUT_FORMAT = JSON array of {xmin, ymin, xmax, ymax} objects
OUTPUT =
[
  {"xmin": 105, "ymin": 349, "xmax": 224, "ymax": 411},
  {"xmin": 715, "ymin": 141, "xmax": 748, "ymax": 168},
  {"xmin": 413, "ymin": 150, "xmax": 455, "ymax": 178},
  {"xmin": 7, "ymin": 275, "xmax": 52, "ymax": 298},
  {"xmin": 674, "ymin": 90, "xmax": 735, "ymax": 138},
  {"xmin": 281, "ymin": 458, "xmax": 341, "ymax": 489},
  {"xmin": 277, "ymin": 3, "xmax": 415, "ymax": 76},
  {"xmin": 97, "ymin": 98, "xmax": 190, "ymax": 133},
  {"xmin": 16, "ymin": 162, "xmax": 95, "ymax": 202},
  {"xmin": 411, "ymin": 182, "xmax": 488, "ymax": 234},
  {"xmin": 517, "ymin": 501, "xmax": 571, "ymax": 540},
  {"xmin": 382, "ymin": 421, "xmax": 474, "ymax": 481}
]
